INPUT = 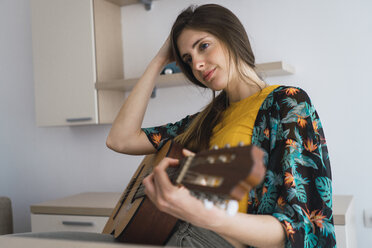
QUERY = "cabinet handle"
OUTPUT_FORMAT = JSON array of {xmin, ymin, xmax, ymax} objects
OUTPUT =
[
  {"xmin": 66, "ymin": 117, "xmax": 92, "ymax": 122},
  {"xmin": 62, "ymin": 221, "xmax": 94, "ymax": 226}
]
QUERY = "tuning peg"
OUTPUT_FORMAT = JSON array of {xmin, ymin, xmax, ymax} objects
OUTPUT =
[
  {"xmin": 238, "ymin": 141, "xmax": 244, "ymax": 147},
  {"xmin": 212, "ymin": 145, "xmax": 219, "ymax": 150},
  {"xmin": 226, "ymin": 200, "xmax": 239, "ymax": 216},
  {"xmin": 216, "ymin": 201, "xmax": 227, "ymax": 210},
  {"xmin": 210, "ymin": 195, "xmax": 221, "ymax": 203},
  {"xmin": 206, "ymin": 156, "xmax": 215, "ymax": 164},
  {"xmin": 213, "ymin": 196, "xmax": 226, "ymax": 207},
  {"xmin": 224, "ymin": 144, "xmax": 231, "ymax": 148},
  {"xmin": 203, "ymin": 198, "xmax": 214, "ymax": 210},
  {"xmin": 218, "ymin": 155, "xmax": 228, "ymax": 163}
]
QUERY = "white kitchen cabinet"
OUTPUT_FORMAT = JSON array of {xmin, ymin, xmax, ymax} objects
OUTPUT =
[
  {"xmin": 30, "ymin": 192, "xmax": 121, "ymax": 233},
  {"xmin": 31, "ymin": 0, "xmax": 295, "ymax": 127},
  {"xmin": 31, "ymin": 214, "xmax": 109, "ymax": 233},
  {"xmin": 31, "ymin": 0, "xmax": 125, "ymax": 126}
]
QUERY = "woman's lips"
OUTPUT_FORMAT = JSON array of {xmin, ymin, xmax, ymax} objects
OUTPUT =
[{"xmin": 203, "ymin": 68, "xmax": 216, "ymax": 81}]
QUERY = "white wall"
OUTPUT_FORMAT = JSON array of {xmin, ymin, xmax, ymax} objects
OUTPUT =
[
  {"xmin": 0, "ymin": 0, "xmax": 207, "ymax": 235},
  {"xmin": 1, "ymin": 0, "xmax": 371, "ymax": 246}
]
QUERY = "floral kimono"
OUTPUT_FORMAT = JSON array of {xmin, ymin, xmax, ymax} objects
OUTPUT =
[{"xmin": 142, "ymin": 86, "xmax": 336, "ymax": 247}]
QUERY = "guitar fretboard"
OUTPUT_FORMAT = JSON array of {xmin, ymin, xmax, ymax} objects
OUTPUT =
[{"xmin": 132, "ymin": 165, "xmax": 183, "ymax": 200}]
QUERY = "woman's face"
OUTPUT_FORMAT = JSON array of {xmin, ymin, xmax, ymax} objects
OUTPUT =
[{"xmin": 177, "ymin": 29, "xmax": 233, "ymax": 91}]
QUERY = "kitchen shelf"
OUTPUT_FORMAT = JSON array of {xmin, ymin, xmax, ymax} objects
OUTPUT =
[
  {"xmin": 95, "ymin": 73, "xmax": 189, "ymax": 91},
  {"xmin": 104, "ymin": 0, "xmax": 146, "ymax": 7},
  {"xmin": 95, "ymin": 61, "xmax": 295, "ymax": 91},
  {"xmin": 255, "ymin": 61, "xmax": 295, "ymax": 77}
]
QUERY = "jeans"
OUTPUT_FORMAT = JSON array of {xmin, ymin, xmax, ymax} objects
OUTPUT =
[{"xmin": 166, "ymin": 221, "xmax": 235, "ymax": 248}]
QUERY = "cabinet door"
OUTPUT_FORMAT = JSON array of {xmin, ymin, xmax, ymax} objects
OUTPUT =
[
  {"xmin": 31, "ymin": 214, "xmax": 108, "ymax": 233},
  {"xmin": 31, "ymin": 0, "xmax": 97, "ymax": 126}
]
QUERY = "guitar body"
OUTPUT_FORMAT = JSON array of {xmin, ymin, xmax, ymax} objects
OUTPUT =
[{"xmin": 102, "ymin": 140, "xmax": 184, "ymax": 245}]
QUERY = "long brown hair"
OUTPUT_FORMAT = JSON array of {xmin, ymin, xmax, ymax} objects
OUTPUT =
[{"xmin": 171, "ymin": 4, "xmax": 260, "ymax": 152}]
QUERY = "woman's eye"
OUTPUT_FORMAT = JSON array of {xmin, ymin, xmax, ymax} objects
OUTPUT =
[
  {"xmin": 200, "ymin": 43, "xmax": 209, "ymax": 50},
  {"xmin": 184, "ymin": 56, "xmax": 192, "ymax": 65}
]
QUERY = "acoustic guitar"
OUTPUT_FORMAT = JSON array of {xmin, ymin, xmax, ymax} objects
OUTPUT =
[{"xmin": 102, "ymin": 140, "xmax": 265, "ymax": 245}]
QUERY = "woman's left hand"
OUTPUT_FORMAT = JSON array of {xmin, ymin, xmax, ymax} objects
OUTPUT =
[
  {"xmin": 143, "ymin": 149, "xmax": 286, "ymax": 247},
  {"xmin": 142, "ymin": 149, "xmax": 225, "ymax": 228}
]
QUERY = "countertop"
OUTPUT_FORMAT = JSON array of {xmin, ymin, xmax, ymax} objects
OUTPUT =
[
  {"xmin": 30, "ymin": 192, "xmax": 121, "ymax": 216},
  {"xmin": 30, "ymin": 192, "xmax": 353, "ymax": 225}
]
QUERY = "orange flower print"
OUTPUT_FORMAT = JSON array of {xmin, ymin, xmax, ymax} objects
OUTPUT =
[
  {"xmin": 151, "ymin": 133, "xmax": 162, "ymax": 146},
  {"xmin": 283, "ymin": 221, "xmax": 295, "ymax": 239},
  {"xmin": 264, "ymin": 128, "xmax": 270, "ymax": 138},
  {"xmin": 284, "ymin": 172, "xmax": 295, "ymax": 187},
  {"xmin": 297, "ymin": 116, "xmax": 307, "ymax": 128},
  {"xmin": 302, "ymin": 208, "xmax": 315, "ymax": 233},
  {"xmin": 312, "ymin": 120, "xmax": 319, "ymax": 133},
  {"xmin": 310, "ymin": 209, "xmax": 326, "ymax": 229},
  {"xmin": 277, "ymin": 196, "xmax": 286, "ymax": 208},
  {"xmin": 305, "ymin": 139, "xmax": 318, "ymax": 152},
  {"xmin": 262, "ymin": 186, "xmax": 268, "ymax": 196},
  {"xmin": 286, "ymin": 139, "xmax": 297, "ymax": 148},
  {"xmin": 285, "ymin": 88, "xmax": 300, "ymax": 96}
]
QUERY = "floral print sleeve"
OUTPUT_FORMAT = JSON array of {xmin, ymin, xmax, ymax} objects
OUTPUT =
[
  {"xmin": 141, "ymin": 113, "xmax": 198, "ymax": 150},
  {"xmin": 252, "ymin": 86, "xmax": 336, "ymax": 247}
]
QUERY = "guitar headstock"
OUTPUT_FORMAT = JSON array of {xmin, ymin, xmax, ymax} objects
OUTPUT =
[{"xmin": 173, "ymin": 144, "xmax": 266, "ymax": 204}]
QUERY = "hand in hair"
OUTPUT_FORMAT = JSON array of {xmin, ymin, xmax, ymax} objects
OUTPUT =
[{"xmin": 154, "ymin": 35, "xmax": 175, "ymax": 66}]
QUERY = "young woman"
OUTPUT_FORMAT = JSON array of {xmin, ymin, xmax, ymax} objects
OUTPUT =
[{"xmin": 107, "ymin": 4, "xmax": 336, "ymax": 248}]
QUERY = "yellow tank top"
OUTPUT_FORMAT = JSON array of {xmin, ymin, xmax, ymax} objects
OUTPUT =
[{"xmin": 209, "ymin": 85, "xmax": 279, "ymax": 213}]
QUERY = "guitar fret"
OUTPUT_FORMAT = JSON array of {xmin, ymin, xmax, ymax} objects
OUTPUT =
[{"xmin": 176, "ymin": 155, "xmax": 194, "ymax": 184}]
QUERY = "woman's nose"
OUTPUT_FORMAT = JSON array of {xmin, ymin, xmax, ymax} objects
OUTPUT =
[{"xmin": 193, "ymin": 57, "xmax": 205, "ymax": 70}]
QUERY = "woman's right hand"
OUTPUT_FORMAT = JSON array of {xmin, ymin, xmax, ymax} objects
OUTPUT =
[
  {"xmin": 107, "ymin": 36, "xmax": 174, "ymax": 155},
  {"xmin": 107, "ymin": 37, "xmax": 176, "ymax": 155},
  {"xmin": 154, "ymin": 36, "xmax": 174, "ymax": 66}
]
